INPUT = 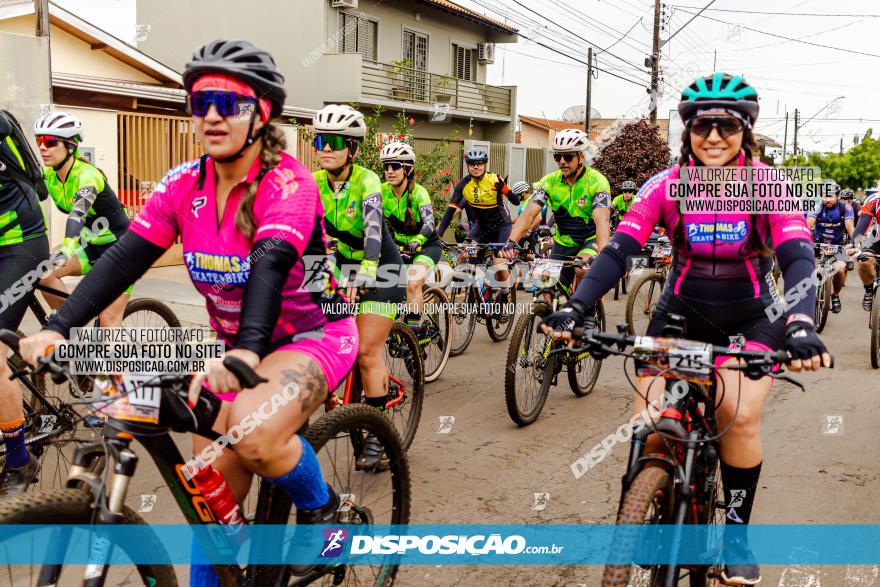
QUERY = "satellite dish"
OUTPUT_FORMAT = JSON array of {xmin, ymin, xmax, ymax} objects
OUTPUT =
[{"xmin": 560, "ymin": 105, "xmax": 601, "ymax": 123}]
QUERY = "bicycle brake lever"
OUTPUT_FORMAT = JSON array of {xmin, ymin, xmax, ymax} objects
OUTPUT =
[{"xmin": 769, "ymin": 371, "xmax": 805, "ymax": 392}]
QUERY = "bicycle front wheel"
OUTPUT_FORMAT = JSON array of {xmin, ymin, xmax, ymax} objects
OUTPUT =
[
  {"xmin": 870, "ymin": 288, "xmax": 880, "ymax": 369},
  {"xmin": 420, "ymin": 287, "xmax": 452, "ymax": 383},
  {"xmin": 382, "ymin": 324, "xmax": 424, "ymax": 450},
  {"xmin": 626, "ymin": 272, "xmax": 665, "ymax": 336},
  {"xmin": 815, "ymin": 277, "xmax": 831, "ymax": 334},
  {"xmin": 486, "ymin": 285, "xmax": 516, "ymax": 342},
  {"xmin": 261, "ymin": 404, "xmax": 411, "ymax": 587},
  {"xmin": 448, "ymin": 284, "xmax": 476, "ymax": 356},
  {"xmin": 602, "ymin": 467, "xmax": 676, "ymax": 587},
  {"xmin": 123, "ymin": 298, "xmax": 181, "ymax": 328},
  {"xmin": 567, "ymin": 301, "xmax": 606, "ymax": 397},
  {"xmin": 0, "ymin": 487, "xmax": 177, "ymax": 586}
]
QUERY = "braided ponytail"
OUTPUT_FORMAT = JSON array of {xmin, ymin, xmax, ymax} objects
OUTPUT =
[{"xmin": 236, "ymin": 123, "xmax": 286, "ymax": 240}]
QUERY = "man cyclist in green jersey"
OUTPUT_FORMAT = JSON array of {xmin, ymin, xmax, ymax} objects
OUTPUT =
[
  {"xmin": 436, "ymin": 147, "xmax": 519, "ymax": 304},
  {"xmin": 34, "ymin": 111, "xmax": 132, "ymax": 326},
  {"xmin": 312, "ymin": 104, "xmax": 405, "ymax": 470},
  {"xmin": 611, "ymin": 179, "xmax": 637, "ymax": 228},
  {"xmin": 501, "ymin": 128, "xmax": 612, "ymax": 295},
  {"xmin": 379, "ymin": 141, "xmax": 441, "ymax": 333},
  {"xmin": 0, "ymin": 110, "xmax": 51, "ymax": 494}
]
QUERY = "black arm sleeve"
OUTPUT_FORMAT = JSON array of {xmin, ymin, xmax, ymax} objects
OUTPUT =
[
  {"xmin": 506, "ymin": 190, "xmax": 521, "ymax": 206},
  {"xmin": 775, "ymin": 238, "xmax": 818, "ymax": 320},
  {"xmin": 854, "ymin": 214, "xmax": 872, "ymax": 239},
  {"xmin": 45, "ymin": 232, "xmax": 166, "ymax": 336},
  {"xmin": 235, "ymin": 239, "xmax": 299, "ymax": 357},
  {"xmin": 571, "ymin": 232, "xmax": 644, "ymax": 310},
  {"xmin": 436, "ymin": 206, "xmax": 457, "ymax": 237}
]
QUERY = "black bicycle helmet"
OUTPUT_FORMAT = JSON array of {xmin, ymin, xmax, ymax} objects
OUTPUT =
[
  {"xmin": 183, "ymin": 39, "xmax": 286, "ymax": 118},
  {"xmin": 678, "ymin": 72, "xmax": 759, "ymax": 126}
]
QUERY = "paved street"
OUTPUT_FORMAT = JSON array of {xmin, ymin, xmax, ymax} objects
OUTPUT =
[{"xmin": 41, "ymin": 266, "xmax": 878, "ymax": 586}]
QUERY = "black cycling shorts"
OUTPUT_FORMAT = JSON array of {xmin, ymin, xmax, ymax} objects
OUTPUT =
[
  {"xmin": 467, "ymin": 222, "xmax": 511, "ymax": 245},
  {"xmin": 0, "ymin": 236, "xmax": 50, "ymax": 332}
]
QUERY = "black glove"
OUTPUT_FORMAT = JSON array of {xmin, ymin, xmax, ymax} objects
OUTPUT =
[
  {"xmin": 405, "ymin": 241, "xmax": 421, "ymax": 254},
  {"xmin": 495, "ymin": 176, "xmax": 510, "ymax": 196},
  {"xmin": 501, "ymin": 239, "xmax": 518, "ymax": 255},
  {"xmin": 538, "ymin": 299, "xmax": 589, "ymax": 334},
  {"xmin": 783, "ymin": 320, "xmax": 829, "ymax": 362}
]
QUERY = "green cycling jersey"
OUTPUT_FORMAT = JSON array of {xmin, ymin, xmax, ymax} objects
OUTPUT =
[
  {"xmin": 0, "ymin": 137, "xmax": 47, "ymax": 246},
  {"xmin": 612, "ymin": 194, "xmax": 634, "ymax": 214},
  {"xmin": 43, "ymin": 158, "xmax": 129, "ymax": 246},
  {"xmin": 531, "ymin": 166, "xmax": 611, "ymax": 247},
  {"xmin": 314, "ymin": 163, "xmax": 384, "ymax": 276},
  {"xmin": 381, "ymin": 181, "xmax": 436, "ymax": 246}
]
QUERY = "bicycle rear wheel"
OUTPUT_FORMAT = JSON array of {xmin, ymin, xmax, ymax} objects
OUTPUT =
[
  {"xmin": 602, "ymin": 467, "xmax": 676, "ymax": 586},
  {"xmin": 259, "ymin": 404, "xmax": 410, "ymax": 587},
  {"xmin": 0, "ymin": 487, "xmax": 177, "ymax": 586},
  {"xmin": 420, "ymin": 287, "xmax": 451, "ymax": 383}
]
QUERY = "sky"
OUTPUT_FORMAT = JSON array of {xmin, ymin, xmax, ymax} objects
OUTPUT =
[{"xmin": 58, "ymin": 0, "xmax": 880, "ymax": 155}]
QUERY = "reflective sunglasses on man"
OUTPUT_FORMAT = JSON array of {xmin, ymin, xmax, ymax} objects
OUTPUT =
[
  {"xmin": 553, "ymin": 152, "xmax": 579, "ymax": 163},
  {"xmin": 187, "ymin": 90, "xmax": 258, "ymax": 118},
  {"xmin": 688, "ymin": 116, "xmax": 745, "ymax": 139}
]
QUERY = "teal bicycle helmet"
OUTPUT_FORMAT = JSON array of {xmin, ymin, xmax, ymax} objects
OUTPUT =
[{"xmin": 678, "ymin": 72, "xmax": 759, "ymax": 125}]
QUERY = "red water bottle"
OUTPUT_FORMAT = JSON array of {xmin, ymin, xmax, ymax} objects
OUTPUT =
[{"xmin": 193, "ymin": 465, "xmax": 245, "ymax": 532}]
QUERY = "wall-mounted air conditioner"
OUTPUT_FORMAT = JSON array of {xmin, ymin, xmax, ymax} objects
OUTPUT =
[
  {"xmin": 478, "ymin": 42, "xmax": 495, "ymax": 64},
  {"xmin": 331, "ymin": 0, "xmax": 358, "ymax": 8}
]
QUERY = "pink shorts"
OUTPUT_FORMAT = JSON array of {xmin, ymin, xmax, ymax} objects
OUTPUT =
[
  {"xmin": 714, "ymin": 340, "xmax": 781, "ymax": 373},
  {"xmin": 215, "ymin": 317, "xmax": 359, "ymax": 402}
]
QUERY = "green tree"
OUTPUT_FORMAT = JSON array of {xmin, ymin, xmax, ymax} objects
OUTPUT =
[
  {"xmin": 592, "ymin": 120, "xmax": 671, "ymax": 195},
  {"xmin": 784, "ymin": 134, "xmax": 880, "ymax": 190}
]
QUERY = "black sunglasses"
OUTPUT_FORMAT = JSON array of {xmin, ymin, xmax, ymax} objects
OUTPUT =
[
  {"xmin": 553, "ymin": 152, "xmax": 579, "ymax": 163},
  {"xmin": 688, "ymin": 116, "xmax": 745, "ymax": 139}
]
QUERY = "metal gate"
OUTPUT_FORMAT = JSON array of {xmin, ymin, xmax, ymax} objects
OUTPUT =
[{"xmin": 117, "ymin": 112, "xmax": 202, "ymax": 217}]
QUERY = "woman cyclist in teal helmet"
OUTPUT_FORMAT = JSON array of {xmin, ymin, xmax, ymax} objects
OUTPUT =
[
  {"xmin": 541, "ymin": 73, "xmax": 832, "ymax": 586},
  {"xmin": 34, "ymin": 111, "xmax": 132, "ymax": 326}
]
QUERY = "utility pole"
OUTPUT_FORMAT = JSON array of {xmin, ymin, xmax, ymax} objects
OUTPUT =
[
  {"xmin": 792, "ymin": 108, "xmax": 799, "ymax": 165},
  {"xmin": 782, "ymin": 112, "xmax": 789, "ymax": 162},
  {"xmin": 35, "ymin": 0, "xmax": 53, "ymax": 103},
  {"xmin": 713, "ymin": 50, "xmax": 717, "ymax": 71},
  {"xmin": 840, "ymin": 136, "xmax": 843, "ymax": 154},
  {"xmin": 649, "ymin": 0, "xmax": 661, "ymax": 124},
  {"xmin": 585, "ymin": 47, "xmax": 593, "ymax": 136}
]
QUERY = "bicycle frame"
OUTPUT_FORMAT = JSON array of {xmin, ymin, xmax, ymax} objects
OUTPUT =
[
  {"xmin": 327, "ymin": 367, "xmax": 407, "ymax": 412},
  {"xmin": 619, "ymin": 376, "xmax": 720, "ymax": 587}
]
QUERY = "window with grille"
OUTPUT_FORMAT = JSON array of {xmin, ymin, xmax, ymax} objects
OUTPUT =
[
  {"xmin": 339, "ymin": 11, "xmax": 378, "ymax": 62},
  {"xmin": 452, "ymin": 44, "xmax": 476, "ymax": 81}
]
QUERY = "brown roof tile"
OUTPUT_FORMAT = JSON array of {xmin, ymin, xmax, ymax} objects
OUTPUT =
[{"xmin": 415, "ymin": 0, "xmax": 518, "ymax": 34}]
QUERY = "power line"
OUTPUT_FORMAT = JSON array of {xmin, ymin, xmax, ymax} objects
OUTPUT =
[
  {"xmin": 669, "ymin": 6, "xmax": 880, "ymax": 17},
  {"xmin": 674, "ymin": 7, "xmax": 880, "ymax": 58}
]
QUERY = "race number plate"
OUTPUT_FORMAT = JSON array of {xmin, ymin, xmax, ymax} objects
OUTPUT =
[
  {"xmin": 532, "ymin": 258, "xmax": 563, "ymax": 279},
  {"xmin": 654, "ymin": 246, "xmax": 672, "ymax": 258},
  {"xmin": 95, "ymin": 375, "xmax": 162, "ymax": 424},
  {"xmin": 635, "ymin": 337, "xmax": 713, "ymax": 385},
  {"xmin": 464, "ymin": 245, "xmax": 477, "ymax": 256}
]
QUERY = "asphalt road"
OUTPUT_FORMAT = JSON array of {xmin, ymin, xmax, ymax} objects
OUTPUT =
[{"xmin": 16, "ymin": 267, "xmax": 880, "ymax": 586}]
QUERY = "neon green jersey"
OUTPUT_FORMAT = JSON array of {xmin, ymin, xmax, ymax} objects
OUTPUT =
[
  {"xmin": 381, "ymin": 181, "xmax": 435, "ymax": 246},
  {"xmin": 612, "ymin": 194, "xmax": 634, "ymax": 214},
  {"xmin": 0, "ymin": 137, "xmax": 47, "ymax": 246},
  {"xmin": 532, "ymin": 166, "xmax": 611, "ymax": 247},
  {"xmin": 43, "ymin": 159, "xmax": 128, "ymax": 245},
  {"xmin": 314, "ymin": 164, "xmax": 383, "ymax": 270}
]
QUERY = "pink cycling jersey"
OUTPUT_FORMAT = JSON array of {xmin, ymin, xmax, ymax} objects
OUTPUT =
[
  {"xmin": 616, "ymin": 157, "xmax": 812, "ymax": 302},
  {"xmin": 132, "ymin": 153, "xmax": 344, "ymax": 346}
]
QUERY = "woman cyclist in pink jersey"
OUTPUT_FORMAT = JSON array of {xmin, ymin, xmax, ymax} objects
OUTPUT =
[
  {"xmin": 20, "ymin": 40, "xmax": 356, "ymax": 584},
  {"xmin": 542, "ymin": 73, "xmax": 832, "ymax": 585}
]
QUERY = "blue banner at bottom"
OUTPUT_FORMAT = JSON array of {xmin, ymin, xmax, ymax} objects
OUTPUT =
[{"xmin": 0, "ymin": 525, "xmax": 877, "ymax": 565}]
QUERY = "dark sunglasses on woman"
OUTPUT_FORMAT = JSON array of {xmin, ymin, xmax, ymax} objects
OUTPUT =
[
  {"xmin": 186, "ymin": 90, "xmax": 258, "ymax": 118},
  {"xmin": 688, "ymin": 116, "xmax": 745, "ymax": 139},
  {"xmin": 553, "ymin": 152, "xmax": 578, "ymax": 163},
  {"xmin": 383, "ymin": 162, "xmax": 412, "ymax": 172}
]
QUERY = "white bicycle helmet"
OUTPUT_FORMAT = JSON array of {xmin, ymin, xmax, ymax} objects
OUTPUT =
[
  {"xmin": 511, "ymin": 181, "xmax": 530, "ymax": 195},
  {"xmin": 380, "ymin": 141, "xmax": 416, "ymax": 163},
  {"xmin": 312, "ymin": 104, "xmax": 366, "ymax": 138},
  {"xmin": 34, "ymin": 111, "xmax": 83, "ymax": 142},
  {"xmin": 552, "ymin": 128, "xmax": 588, "ymax": 153}
]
